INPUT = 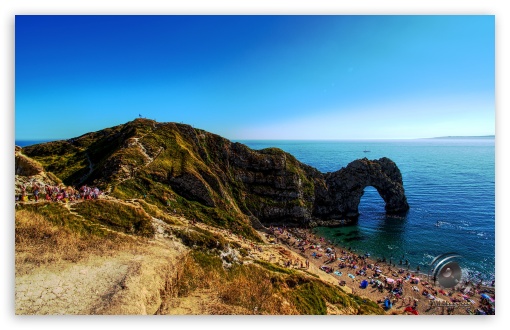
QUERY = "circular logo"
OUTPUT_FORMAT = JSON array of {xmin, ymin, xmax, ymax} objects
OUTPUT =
[{"xmin": 429, "ymin": 253, "xmax": 463, "ymax": 288}]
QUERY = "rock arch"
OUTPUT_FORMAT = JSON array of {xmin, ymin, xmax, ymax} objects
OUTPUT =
[{"xmin": 316, "ymin": 157, "xmax": 409, "ymax": 220}]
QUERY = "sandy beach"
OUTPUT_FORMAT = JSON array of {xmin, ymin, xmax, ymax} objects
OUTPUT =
[
  {"xmin": 186, "ymin": 214, "xmax": 495, "ymax": 315},
  {"xmin": 256, "ymin": 225, "xmax": 495, "ymax": 315}
]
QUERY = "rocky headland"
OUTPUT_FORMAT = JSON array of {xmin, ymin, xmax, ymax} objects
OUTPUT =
[{"xmin": 17, "ymin": 118, "xmax": 409, "ymax": 229}]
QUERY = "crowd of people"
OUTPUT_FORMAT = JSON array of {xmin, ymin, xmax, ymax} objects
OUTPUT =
[
  {"xmin": 16, "ymin": 182, "xmax": 102, "ymax": 203},
  {"xmin": 265, "ymin": 225, "xmax": 495, "ymax": 315}
]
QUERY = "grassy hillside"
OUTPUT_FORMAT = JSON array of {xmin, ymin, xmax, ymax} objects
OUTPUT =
[
  {"xmin": 15, "ymin": 199, "xmax": 384, "ymax": 315},
  {"xmin": 169, "ymin": 250, "xmax": 384, "ymax": 315},
  {"xmin": 21, "ymin": 118, "xmax": 319, "ymax": 239}
]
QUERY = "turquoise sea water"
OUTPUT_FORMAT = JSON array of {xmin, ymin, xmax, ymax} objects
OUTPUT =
[{"xmin": 240, "ymin": 138, "xmax": 495, "ymax": 285}]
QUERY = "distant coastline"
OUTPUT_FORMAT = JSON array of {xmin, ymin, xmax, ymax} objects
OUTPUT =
[
  {"xmin": 425, "ymin": 135, "xmax": 495, "ymax": 139},
  {"xmin": 16, "ymin": 135, "xmax": 495, "ymax": 148},
  {"xmin": 15, "ymin": 140, "xmax": 54, "ymax": 147}
]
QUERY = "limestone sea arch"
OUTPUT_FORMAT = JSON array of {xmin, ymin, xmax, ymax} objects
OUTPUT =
[{"xmin": 315, "ymin": 157, "xmax": 410, "ymax": 221}]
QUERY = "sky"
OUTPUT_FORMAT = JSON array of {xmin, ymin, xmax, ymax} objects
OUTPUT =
[{"xmin": 15, "ymin": 15, "xmax": 495, "ymax": 141}]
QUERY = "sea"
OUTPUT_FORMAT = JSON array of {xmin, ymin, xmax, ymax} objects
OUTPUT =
[
  {"xmin": 16, "ymin": 140, "xmax": 53, "ymax": 147},
  {"xmin": 17, "ymin": 137, "xmax": 496, "ymax": 285},
  {"xmin": 240, "ymin": 138, "xmax": 495, "ymax": 286}
]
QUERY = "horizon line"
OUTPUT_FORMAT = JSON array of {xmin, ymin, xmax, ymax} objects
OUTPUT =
[{"xmin": 15, "ymin": 134, "xmax": 495, "ymax": 144}]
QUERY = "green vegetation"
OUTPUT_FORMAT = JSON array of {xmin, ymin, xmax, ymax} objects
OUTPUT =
[
  {"xmin": 72, "ymin": 200, "xmax": 154, "ymax": 237},
  {"xmin": 17, "ymin": 200, "xmax": 155, "ymax": 238},
  {"xmin": 254, "ymin": 260, "xmax": 296, "ymax": 275},
  {"xmin": 288, "ymin": 276, "xmax": 383, "ymax": 315},
  {"xmin": 15, "ymin": 207, "xmax": 144, "ymax": 274},
  {"xmin": 19, "ymin": 118, "xmax": 318, "ymax": 242},
  {"xmin": 173, "ymin": 250, "xmax": 385, "ymax": 315},
  {"xmin": 347, "ymin": 292, "xmax": 385, "ymax": 315},
  {"xmin": 137, "ymin": 199, "xmax": 181, "ymax": 225},
  {"xmin": 23, "ymin": 142, "xmax": 89, "ymax": 186},
  {"xmin": 259, "ymin": 147, "xmax": 284, "ymax": 155},
  {"xmin": 301, "ymin": 270, "xmax": 320, "ymax": 278},
  {"xmin": 16, "ymin": 202, "xmax": 111, "ymax": 237},
  {"xmin": 173, "ymin": 226, "xmax": 227, "ymax": 250},
  {"xmin": 113, "ymin": 175, "xmax": 261, "ymax": 242},
  {"xmin": 290, "ymin": 281, "xmax": 329, "ymax": 314},
  {"xmin": 289, "ymin": 279, "xmax": 362, "ymax": 314},
  {"xmin": 174, "ymin": 251, "xmax": 223, "ymax": 297}
]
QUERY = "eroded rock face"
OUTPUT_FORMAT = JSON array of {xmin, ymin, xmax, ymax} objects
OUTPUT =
[
  {"xmin": 227, "ymin": 153, "xmax": 410, "ymax": 225},
  {"xmin": 191, "ymin": 133, "xmax": 409, "ymax": 225},
  {"xmin": 15, "ymin": 147, "xmax": 63, "ymax": 195},
  {"xmin": 15, "ymin": 149, "xmax": 44, "ymax": 176},
  {"xmin": 219, "ymin": 143, "xmax": 316, "ymax": 226},
  {"xmin": 168, "ymin": 172, "xmax": 216, "ymax": 207}
]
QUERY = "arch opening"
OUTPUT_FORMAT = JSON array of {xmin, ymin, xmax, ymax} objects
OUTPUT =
[
  {"xmin": 345, "ymin": 183, "xmax": 397, "ymax": 219},
  {"xmin": 358, "ymin": 186, "xmax": 386, "ymax": 216}
]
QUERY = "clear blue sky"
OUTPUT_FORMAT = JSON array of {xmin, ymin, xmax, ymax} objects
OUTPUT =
[{"xmin": 15, "ymin": 15, "xmax": 495, "ymax": 141}]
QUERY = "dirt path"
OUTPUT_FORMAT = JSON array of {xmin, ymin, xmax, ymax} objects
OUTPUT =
[
  {"xmin": 16, "ymin": 254, "xmax": 134, "ymax": 314},
  {"xmin": 15, "ymin": 214, "xmax": 187, "ymax": 315},
  {"xmin": 76, "ymin": 152, "xmax": 94, "ymax": 186}
]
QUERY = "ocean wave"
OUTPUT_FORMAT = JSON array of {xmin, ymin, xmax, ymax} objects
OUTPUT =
[
  {"xmin": 461, "ymin": 266, "xmax": 495, "ymax": 286},
  {"xmin": 459, "ymin": 220, "xmax": 471, "ymax": 227},
  {"xmin": 422, "ymin": 253, "xmax": 435, "ymax": 263}
]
